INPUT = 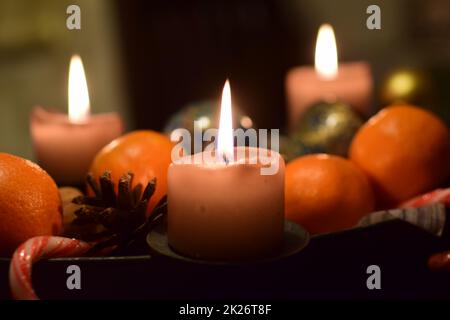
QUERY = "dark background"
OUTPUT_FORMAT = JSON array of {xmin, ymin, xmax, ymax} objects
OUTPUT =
[{"xmin": 116, "ymin": 0, "xmax": 303, "ymax": 131}]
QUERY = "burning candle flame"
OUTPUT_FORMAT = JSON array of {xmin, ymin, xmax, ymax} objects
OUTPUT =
[
  {"xmin": 68, "ymin": 54, "xmax": 90, "ymax": 123},
  {"xmin": 217, "ymin": 80, "xmax": 234, "ymax": 163},
  {"xmin": 314, "ymin": 24, "xmax": 338, "ymax": 80}
]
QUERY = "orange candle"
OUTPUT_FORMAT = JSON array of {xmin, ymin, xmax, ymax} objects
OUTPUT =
[
  {"xmin": 30, "ymin": 55, "xmax": 123, "ymax": 185},
  {"xmin": 286, "ymin": 24, "xmax": 373, "ymax": 129},
  {"xmin": 168, "ymin": 81, "xmax": 285, "ymax": 261}
]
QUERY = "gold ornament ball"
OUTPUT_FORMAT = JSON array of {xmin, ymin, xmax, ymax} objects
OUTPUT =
[
  {"xmin": 380, "ymin": 69, "xmax": 435, "ymax": 107},
  {"xmin": 290, "ymin": 101, "xmax": 364, "ymax": 157},
  {"xmin": 279, "ymin": 135, "xmax": 306, "ymax": 163}
]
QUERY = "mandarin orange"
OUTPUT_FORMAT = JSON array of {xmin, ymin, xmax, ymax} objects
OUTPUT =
[
  {"xmin": 285, "ymin": 154, "xmax": 374, "ymax": 234},
  {"xmin": 349, "ymin": 105, "xmax": 450, "ymax": 208},
  {"xmin": 89, "ymin": 130, "xmax": 173, "ymax": 214},
  {"xmin": 0, "ymin": 153, "xmax": 62, "ymax": 256}
]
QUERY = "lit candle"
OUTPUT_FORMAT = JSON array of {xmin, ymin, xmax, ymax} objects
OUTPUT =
[
  {"xmin": 168, "ymin": 81, "xmax": 285, "ymax": 261},
  {"xmin": 30, "ymin": 55, "xmax": 123, "ymax": 185},
  {"xmin": 285, "ymin": 24, "xmax": 373, "ymax": 129}
]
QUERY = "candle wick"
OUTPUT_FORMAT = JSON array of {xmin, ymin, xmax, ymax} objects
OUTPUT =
[{"xmin": 223, "ymin": 154, "xmax": 229, "ymax": 165}]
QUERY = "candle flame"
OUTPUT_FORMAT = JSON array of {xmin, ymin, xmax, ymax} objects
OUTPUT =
[
  {"xmin": 68, "ymin": 54, "xmax": 90, "ymax": 123},
  {"xmin": 217, "ymin": 79, "xmax": 234, "ymax": 163},
  {"xmin": 314, "ymin": 24, "xmax": 338, "ymax": 80}
]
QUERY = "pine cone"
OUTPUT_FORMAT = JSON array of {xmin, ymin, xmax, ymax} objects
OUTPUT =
[{"xmin": 72, "ymin": 171, "xmax": 167, "ymax": 255}]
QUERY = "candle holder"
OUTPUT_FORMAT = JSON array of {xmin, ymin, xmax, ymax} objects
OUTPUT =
[{"xmin": 146, "ymin": 219, "xmax": 309, "ymax": 265}]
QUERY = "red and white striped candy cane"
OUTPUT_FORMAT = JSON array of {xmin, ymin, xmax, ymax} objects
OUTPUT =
[
  {"xmin": 402, "ymin": 188, "xmax": 450, "ymax": 272},
  {"xmin": 9, "ymin": 236, "xmax": 91, "ymax": 300},
  {"xmin": 400, "ymin": 188, "xmax": 450, "ymax": 208}
]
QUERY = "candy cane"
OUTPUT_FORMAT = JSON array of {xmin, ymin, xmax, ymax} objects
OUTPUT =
[
  {"xmin": 9, "ymin": 236, "xmax": 91, "ymax": 300},
  {"xmin": 403, "ymin": 189, "xmax": 450, "ymax": 272},
  {"xmin": 400, "ymin": 188, "xmax": 450, "ymax": 208}
]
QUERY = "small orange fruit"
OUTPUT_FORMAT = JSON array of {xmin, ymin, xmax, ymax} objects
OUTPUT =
[
  {"xmin": 285, "ymin": 154, "xmax": 374, "ymax": 234},
  {"xmin": 90, "ymin": 130, "xmax": 173, "ymax": 215},
  {"xmin": 349, "ymin": 105, "xmax": 450, "ymax": 208},
  {"xmin": 0, "ymin": 153, "xmax": 62, "ymax": 256}
]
